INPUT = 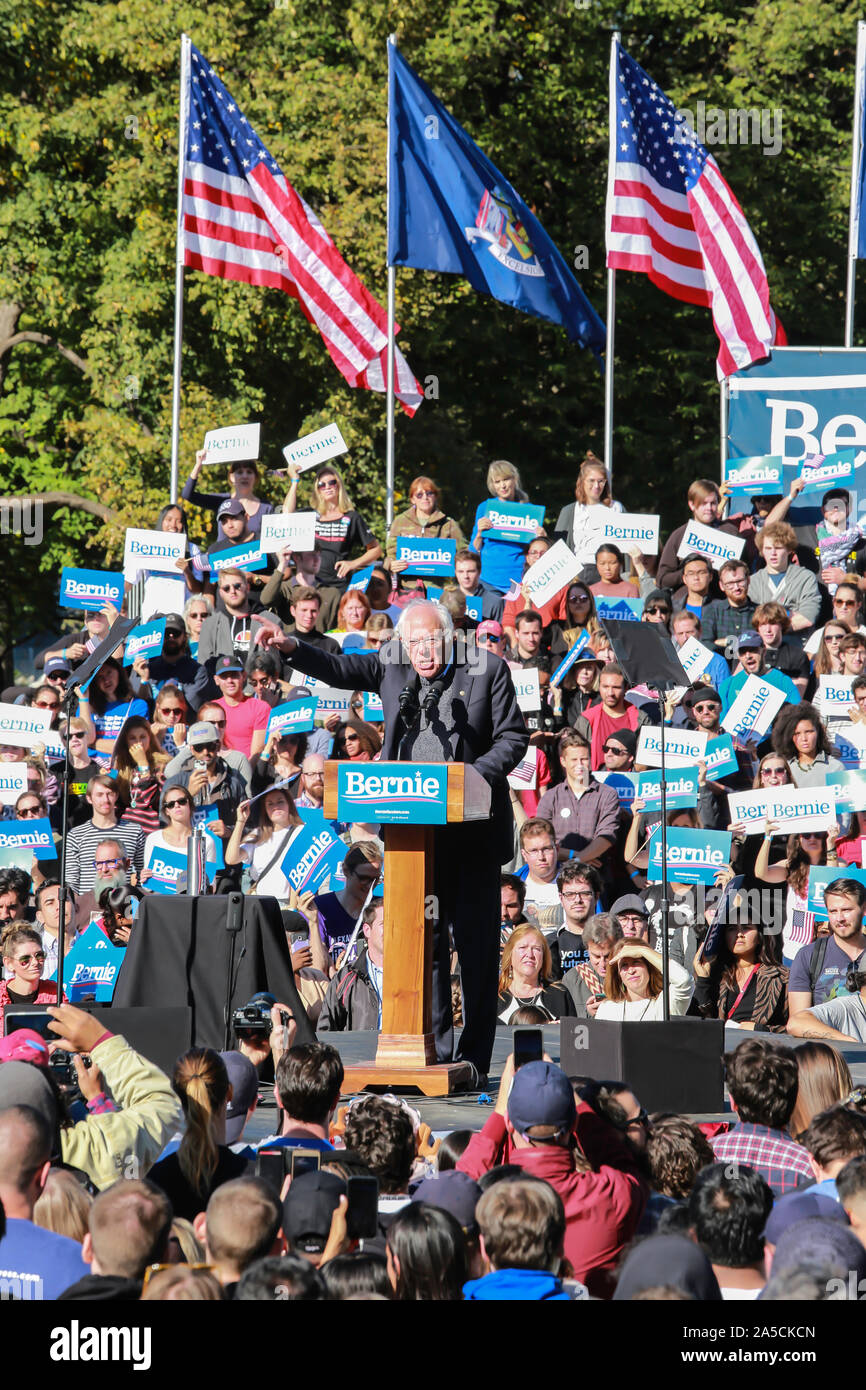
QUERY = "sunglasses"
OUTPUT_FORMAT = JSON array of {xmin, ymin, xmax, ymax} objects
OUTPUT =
[
  {"xmin": 18, "ymin": 803, "xmax": 43, "ymax": 816},
  {"xmin": 14, "ymin": 952, "xmax": 46, "ymax": 966},
  {"xmin": 34, "ymin": 701, "xmax": 59, "ymax": 710},
  {"xmin": 164, "ymin": 799, "xmax": 189, "ymax": 810},
  {"xmin": 191, "ymin": 742, "xmax": 218, "ymax": 753},
  {"xmin": 603, "ymin": 743, "xmax": 627, "ymax": 754},
  {"xmin": 188, "ymin": 611, "xmax": 209, "ymax": 620},
  {"xmin": 569, "ymin": 592, "xmax": 591, "ymax": 603},
  {"xmin": 645, "ymin": 605, "xmax": 670, "ymax": 616},
  {"xmin": 693, "ymin": 702, "xmax": 720, "ymax": 712},
  {"xmin": 69, "ymin": 731, "xmax": 87, "ymax": 739},
  {"xmin": 159, "ymin": 707, "xmax": 185, "ymax": 717},
  {"xmin": 761, "ymin": 765, "xmax": 787, "ymax": 776},
  {"xmin": 207, "ymin": 720, "xmax": 227, "ymax": 729},
  {"xmin": 316, "ymin": 478, "xmax": 338, "ymax": 490},
  {"xmin": 219, "ymin": 584, "xmax": 245, "ymax": 593}
]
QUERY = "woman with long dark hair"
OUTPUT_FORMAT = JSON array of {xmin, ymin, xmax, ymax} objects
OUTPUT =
[
  {"xmin": 693, "ymin": 921, "xmax": 789, "ymax": 1031},
  {"xmin": 78, "ymin": 659, "xmax": 148, "ymax": 764},
  {"xmin": 182, "ymin": 454, "xmax": 274, "ymax": 540},
  {"xmin": 386, "ymin": 1203, "xmax": 467, "ymax": 1301},
  {"xmin": 147, "ymin": 1049, "xmax": 249, "ymax": 1220},
  {"xmin": 754, "ymin": 823, "xmax": 837, "ymax": 966}
]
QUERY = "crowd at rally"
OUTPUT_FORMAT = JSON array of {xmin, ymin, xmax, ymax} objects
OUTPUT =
[{"xmin": 4, "ymin": 446, "xmax": 866, "ymax": 1301}]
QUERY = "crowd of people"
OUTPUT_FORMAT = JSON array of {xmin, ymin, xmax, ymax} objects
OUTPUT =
[{"xmin": 3, "ymin": 446, "xmax": 866, "ymax": 1302}]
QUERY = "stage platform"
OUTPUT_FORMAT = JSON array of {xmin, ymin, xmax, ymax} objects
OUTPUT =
[{"xmin": 243, "ymin": 1026, "xmax": 866, "ymax": 1144}]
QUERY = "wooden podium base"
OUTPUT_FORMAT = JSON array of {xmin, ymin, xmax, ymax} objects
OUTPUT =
[{"xmin": 341, "ymin": 1032, "xmax": 473, "ymax": 1096}]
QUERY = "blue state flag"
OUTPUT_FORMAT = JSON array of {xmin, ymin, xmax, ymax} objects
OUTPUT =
[{"xmin": 387, "ymin": 44, "xmax": 605, "ymax": 356}]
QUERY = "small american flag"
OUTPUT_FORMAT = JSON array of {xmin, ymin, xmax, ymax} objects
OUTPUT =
[
  {"xmin": 183, "ymin": 44, "xmax": 422, "ymax": 413},
  {"xmin": 606, "ymin": 45, "xmax": 785, "ymax": 379}
]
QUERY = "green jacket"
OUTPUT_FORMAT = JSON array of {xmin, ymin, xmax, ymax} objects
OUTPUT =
[
  {"xmin": 385, "ymin": 506, "xmax": 466, "ymax": 561},
  {"xmin": 60, "ymin": 1033, "xmax": 183, "ymax": 1190}
]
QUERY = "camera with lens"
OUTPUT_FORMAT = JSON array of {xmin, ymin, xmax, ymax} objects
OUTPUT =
[
  {"xmin": 49, "ymin": 1050, "xmax": 78, "ymax": 1090},
  {"xmin": 232, "ymin": 992, "xmax": 277, "ymax": 1039}
]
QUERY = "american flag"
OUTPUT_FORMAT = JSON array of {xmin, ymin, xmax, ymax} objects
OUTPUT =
[
  {"xmin": 183, "ymin": 44, "xmax": 422, "ymax": 413},
  {"xmin": 606, "ymin": 45, "xmax": 785, "ymax": 378}
]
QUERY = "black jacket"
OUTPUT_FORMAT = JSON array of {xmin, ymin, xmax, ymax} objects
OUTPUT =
[
  {"xmin": 286, "ymin": 635, "xmax": 529, "ymax": 860},
  {"xmin": 318, "ymin": 946, "xmax": 380, "ymax": 1031}
]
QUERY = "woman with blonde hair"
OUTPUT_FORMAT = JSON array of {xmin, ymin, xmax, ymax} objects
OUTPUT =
[
  {"xmin": 553, "ymin": 453, "xmax": 624, "ymax": 564},
  {"xmin": 788, "ymin": 1041, "xmax": 854, "ymax": 1140},
  {"xmin": 147, "ymin": 1049, "xmax": 248, "ymax": 1220},
  {"xmin": 33, "ymin": 1168, "xmax": 93, "ymax": 1244},
  {"xmin": 282, "ymin": 461, "xmax": 382, "ymax": 591},
  {"xmin": 496, "ymin": 923, "xmax": 576, "ymax": 1023},
  {"xmin": 470, "ymin": 459, "xmax": 543, "ymax": 596},
  {"xmin": 596, "ymin": 939, "xmax": 693, "ymax": 1021},
  {"xmin": 0, "ymin": 922, "xmax": 66, "ymax": 1033},
  {"xmin": 386, "ymin": 475, "xmax": 465, "ymax": 569}
]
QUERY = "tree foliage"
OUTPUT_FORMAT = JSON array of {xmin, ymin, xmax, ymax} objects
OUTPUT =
[{"xmin": 0, "ymin": 0, "xmax": 861, "ymax": 664}]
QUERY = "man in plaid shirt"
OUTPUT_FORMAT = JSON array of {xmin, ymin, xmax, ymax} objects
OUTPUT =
[
  {"xmin": 701, "ymin": 559, "xmax": 757, "ymax": 659},
  {"xmin": 711, "ymin": 1039, "xmax": 813, "ymax": 1196}
]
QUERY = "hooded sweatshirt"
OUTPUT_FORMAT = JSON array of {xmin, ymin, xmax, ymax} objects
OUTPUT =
[{"xmin": 463, "ymin": 1268, "xmax": 571, "ymax": 1301}]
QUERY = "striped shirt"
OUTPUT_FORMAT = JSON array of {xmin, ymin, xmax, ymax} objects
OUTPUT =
[{"xmin": 64, "ymin": 820, "xmax": 146, "ymax": 894}]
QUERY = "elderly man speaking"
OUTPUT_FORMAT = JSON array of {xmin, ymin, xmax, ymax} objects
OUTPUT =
[{"xmin": 262, "ymin": 600, "xmax": 528, "ymax": 1081}]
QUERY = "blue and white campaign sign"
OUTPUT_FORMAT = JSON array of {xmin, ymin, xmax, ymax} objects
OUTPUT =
[
  {"xmin": 647, "ymin": 827, "xmax": 732, "ymax": 886},
  {"xmin": 258, "ymin": 511, "xmax": 317, "ymax": 554},
  {"xmin": 595, "ymin": 596, "xmax": 642, "ymax": 622},
  {"xmin": 522, "ymin": 539, "xmax": 581, "ymax": 607},
  {"xmin": 704, "ymin": 734, "xmax": 740, "ymax": 780},
  {"xmin": 281, "ymin": 818, "xmax": 345, "ymax": 893},
  {"xmin": 676, "ymin": 636, "xmax": 715, "ymax": 681},
  {"xmin": 306, "ymin": 684, "xmax": 353, "ymax": 720},
  {"xmin": 281, "ymin": 422, "xmax": 347, "ymax": 473},
  {"xmin": 833, "ymin": 725, "xmax": 866, "ymax": 770},
  {"xmin": 266, "ymin": 700, "xmax": 318, "ymax": 739},
  {"xmin": 349, "ymin": 565, "xmax": 375, "ymax": 592},
  {"xmin": 676, "ymin": 519, "xmax": 745, "ymax": 570},
  {"xmin": 63, "ymin": 923, "xmax": 126, "ymax": 1003},
  {"xmin": 510, "ymin": 666, "xmax": 541, "ymax": 713},
  {"xmin": 637, "ymin": 770, "xmax": 700, "ymax": 812},
  {"xmin": 59, "ymin": 568, "xmax": 124, "ymax": 611},
  {"xmin": 721, "ymin": 674, "xmax": 787, "ymax": 741},
  {"xmin": 191, "ymin": 803, "xmax": 218, "ymax": 830},
  {"xmin": 425, "ymin": 584, "xmax": 482, "ymax": 623},
  {"xmin": 591, "ymin": 509, "xmax": 661, "ymax": 556},
  {"xmin": 636, "ymin": 724, "xmax": 707, "ymax": 769},
  {"xmin": 123, "ymin": 618, "xmax": 166, "ymax": 666},
  {"xmin": 362, "ymin": 692, "xmax": 384, "ymax": 723},
  {"xmin": 817, "ymin": 674, "xmax": 856, "ymax": 712},
  {"xmin": 593, "ymin": 770, "xmax": 639, "ymax": 807},
  {"xmin": 395, "ymin": 537, "xmax": 457, "ymax": 577},
  {"xmin": 202, "ymin": 421, "xmax": 260, "ymax": 464},
  {"xmin": 0, "ymin": 764, "xmax": 27, "ymax": 807},
  {"xmin": 723, "ymin": 455, "xmax": 784, "ymax": 497},
  {"xmin": 0, "ymin": 817, "xmax": 55, "ymax": 860},
  {"xmin": 807, "ymin": 866, "xmax": 866, "ymax": 920},
  {"xmin": 786, "ymin": 448, "xmax": 863, "ymax": 496},
  {"xmin": 727, "ymin": 348, "xmax": 866, "ymax": 464},
  {"xmin": 827, "ymin": 770, "xmax": 866, "ymax": 814},
  {"xmin": 123, "ymin": 527, "xmax": 186, "ymax": 577},
  {"xmin": 145, "ymin": 845, "xmax": 188, "ymax": 894},
  {"xmin": 209, "ymin": 541, "xmax": 267, "ymax": 573},
  {"xmin": 550, "ymin": 631, "xmax": 591, "ymax": 688},
  {"xmin": 336, "ymin": 762, "xmax": 450, "ymax": 825},
  {"xmin": 477, "ymin": 500, "xmax": 545, "ymax": 544},
  {"xmin": 727, "ymin": 784, "xmax": 836, "ymax": 835},
  {"xmin": 0, "ymin": 702, "xmax": 50, "ymax": 750}
]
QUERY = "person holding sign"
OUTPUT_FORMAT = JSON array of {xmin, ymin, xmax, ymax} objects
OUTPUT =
[
  {"xmin": 225, "ymin": 789, "xmax": 307, "ymax": 902},
  {"xmin": 552, "ymin": 453, "xmax": 624, "ymax": 568},
  {"xmin": 470, "ymin": 460, "xmax": 543, "ymax": 596},
  {"xmin": 183, "ymin": 452, "xmax": 274, "ymax": 540},
  {"xmin": 386, "ymin": 476, "xmax": 465, "ymax": 569},
  {"xmin": 753, "ymin": 821, "xmax": 838, "ymax": 966},
  {"xmin": 657, "ymin": 479, "xmax": 752, "ymax": 594},
  {"xmin": 282, "ymin": 463, "xmax": 381, "ymax": 592},
  {"xmin": 141, "ymin": 785, "xmax": 217, "ymax": 891}
]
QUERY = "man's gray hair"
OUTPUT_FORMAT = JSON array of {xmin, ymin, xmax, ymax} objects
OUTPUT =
[
  {"xmin": 584, "ymin": 913, "xmax": 624, "ymax": 947},
  {"xmin": 394, "ymin": 599, "xmax": 454, "ymax": 648}
]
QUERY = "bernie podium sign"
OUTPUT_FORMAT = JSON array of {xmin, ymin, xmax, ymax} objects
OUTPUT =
[{"xmin": 335, "ymin": 764, "xmax": 451, "ymax": 824}]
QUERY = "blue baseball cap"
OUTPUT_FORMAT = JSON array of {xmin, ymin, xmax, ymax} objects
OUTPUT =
[{"xmin": 507, "ymin": 1061, "xmax": 576, "ymax": 1138}]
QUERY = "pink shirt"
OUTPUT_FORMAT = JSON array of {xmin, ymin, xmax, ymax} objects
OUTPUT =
[{"xmin": 215, "ymin": 695, "xmax": 270, "ymax": 757}]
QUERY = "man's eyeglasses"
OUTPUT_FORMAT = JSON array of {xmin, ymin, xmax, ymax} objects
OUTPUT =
[
  {"xmin": 603, "ymin": 743, "xmax": 626, "ymax": 754},
  {"xmin": 68, "ymin": 731, "xmax": 87, "ymax": 740},
  {"xmin": 94, "ymin": 858, "xmax": 124, "ymax": 869},
  {"xmin": 625, "ymin": 1108, "xmax": 650, "ymax": 1130},
  {"xmin": 525, "ymin": 845, "xmax": 556, "ymax": 856},
  {"xmin": 17, "ymin": 804, "xmax": 43, "ymax": 817},
  {"xmin": 693, "ymin": 702, "xmax": 720, "ymax": 712},
  {"xmin": 219, "ymin": 583, "xmax": 245, "ymax": 593},
  {"xmin": 191, "ymin": 742, "xmax": 218, "ymax": 753},
  {"xmin": 15, "ymin": 952, "xmax": 46, "ymax": 967},
  {"xmin": 561, "ymin": 890, "xmax": 593, "ymax": 902}
]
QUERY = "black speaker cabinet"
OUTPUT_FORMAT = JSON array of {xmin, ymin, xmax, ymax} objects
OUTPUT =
[{"xmin": 560, "ymin": 1017, "xmax": 725, "ymax": 1114}]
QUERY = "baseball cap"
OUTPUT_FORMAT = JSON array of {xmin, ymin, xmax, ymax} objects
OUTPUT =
[
  {"xmin": 217, "ymin": 498, "xmax": 246, "ymax": 520},
  {"xmin": 507, "ymin": 1061, "xmax": 576, "ymax": 1139},
  {"xmin": 737, "ymin": 632, "xmax": 763, "ymax": 652},
  {"xmin": 219, "ymin": 1050, "xmax": 259, "ymax": 1144},
  {"xmin": 44, "ymin": 657, "xmax": 72, "ymax": 677},
  {"xmin": 0, "ymin": 1029, "xmax": 50, "ymax": 1067},
  {"xmin": 214, "ymin": 655, "xmax": 244, "ymax": 676},
  {"xmin": 411, "ymin": 1171, "xmax": 481, "ymax": 1236},
  {"xmin": 0, "ymin": 1059, "xmax": 58, "ymax": 1132},
  {"xmin": 764, "ymin": 1191, "xmax": 848, "ymax": 1246},
  {"xmin": 610, "ymin": 894, "xmax": 649, "ymax": 920},
  {"xmin": 188, "ymin": 721, "xmax": 219, "ymax": 746},
  {"xmin": 282, "ymin": 1170, "xmax": 347, "ymax": 1254},
  {"xmin": 476, "ymin": 620, "xmax": 503, "ymax": 641},
  {"xmin": 161, "ymin": 613, "xmax": 186, "ymax": 635}
]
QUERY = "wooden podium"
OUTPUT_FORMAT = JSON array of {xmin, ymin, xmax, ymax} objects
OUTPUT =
[{"xmin": 324, "ymin": 761, "xmax": 491, "ymax": 1095}]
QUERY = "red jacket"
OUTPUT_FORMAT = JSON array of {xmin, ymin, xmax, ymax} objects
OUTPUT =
[
  {"xmin": 0, "ymin": 980, "xmax": 66, "ymax": 1036},
  {"xmin": 457, "ymin": 1101, "xmax": 647, "ymax": 1298}
]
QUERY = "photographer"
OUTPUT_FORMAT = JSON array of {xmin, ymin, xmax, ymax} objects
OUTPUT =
[{"xmin": 0, "ymin": 1003, "xmax": 182, "ymax": 1191}]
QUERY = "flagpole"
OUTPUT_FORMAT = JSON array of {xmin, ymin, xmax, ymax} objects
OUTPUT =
[
  {"xmin": 846, "ymin": 21, "xmax": 866, "ymax": 347},
  {"xmin": 603, "ymin": 31, "xmax": 621, "ymax": 480},
  {"xmin": 385, "ymin": 34, "xmax": 397, "ymax": 530},
  {"xmin": 720, "ymin": 374, "xmax": 729, "ymax": 484},
  {"xmin": 169, "ymin": 33, "xmax": 192, "ymax": 506}
]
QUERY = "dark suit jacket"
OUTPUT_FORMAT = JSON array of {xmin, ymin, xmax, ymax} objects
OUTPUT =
[{"xmin": 288, "ymin": 636, "xmax": 529, "ymax": 860}]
